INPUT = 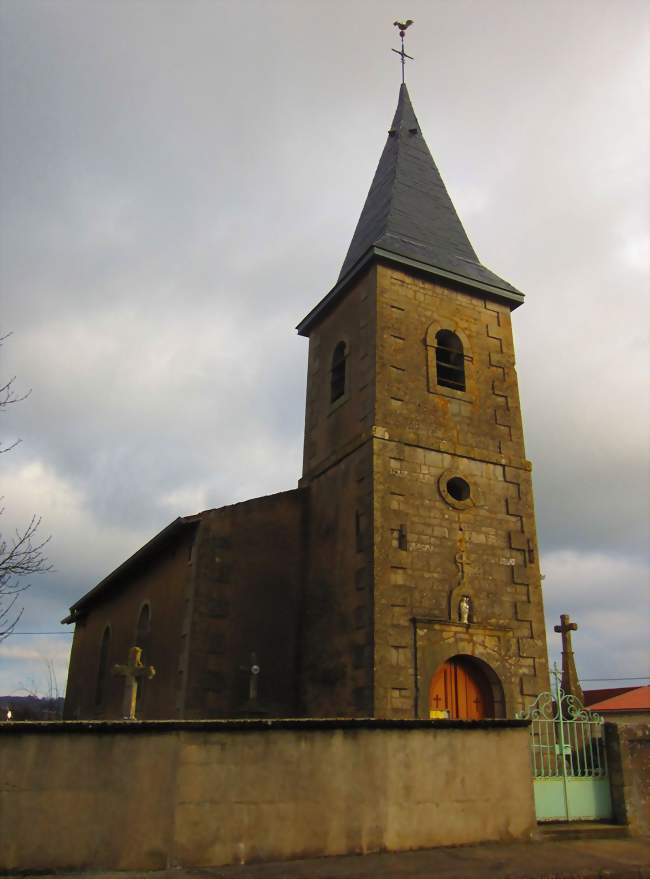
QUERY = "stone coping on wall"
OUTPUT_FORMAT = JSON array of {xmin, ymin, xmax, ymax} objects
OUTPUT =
[{"xmin": 0, "ymin": 716, "xmax": 530, "ymax": 735}]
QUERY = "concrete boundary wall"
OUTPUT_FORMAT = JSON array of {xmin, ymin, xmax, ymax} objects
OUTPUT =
[{"xmin": 0, "ymin": 718, "xmax": 536, "ymax": 872}]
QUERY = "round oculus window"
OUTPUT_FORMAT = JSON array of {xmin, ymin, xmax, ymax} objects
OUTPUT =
[
  {"xmin": 446, "ymin": 476, "xmax": 470, "ymax": 502},
  {"xmin": 438, "ymin": 469, "xmax": 475, "ymax": 509}
]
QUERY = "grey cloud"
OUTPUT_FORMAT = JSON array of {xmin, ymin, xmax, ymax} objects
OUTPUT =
[{"xmin": 544, "ymin": 550, "xmax": 650, "ymax": 682}]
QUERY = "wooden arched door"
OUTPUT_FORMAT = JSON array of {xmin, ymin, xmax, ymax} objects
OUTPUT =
[{"xmin": 429, "ymin": 656, "xmax": 495, "ymax": 719}]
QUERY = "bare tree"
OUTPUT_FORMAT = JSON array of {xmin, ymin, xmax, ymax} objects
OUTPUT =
[
  {"xmin": 15, "ymin": 657, "xmax": 63, "ymax": 719},
  {"xmin": 1, "ymin": 334, "xmax": 51, "ymax": 641}
]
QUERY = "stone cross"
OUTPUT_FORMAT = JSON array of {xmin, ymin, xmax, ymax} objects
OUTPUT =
[
  {"xmin": 554, "ymin": 613, "xmax": 584, "ymax": 705},
  {"xmin": 113, "ymin": 646, "xmax": 156, "ymax": 719}
]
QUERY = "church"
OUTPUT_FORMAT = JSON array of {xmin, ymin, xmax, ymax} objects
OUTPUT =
[{"xmin": 63, "ymin": 82, "xmax": 549, "ymax": 722}]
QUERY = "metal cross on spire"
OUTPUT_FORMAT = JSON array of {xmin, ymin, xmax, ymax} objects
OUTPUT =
[{"xmin": 392, "ymin": 20, "xmax": 414, "ymax": 84}]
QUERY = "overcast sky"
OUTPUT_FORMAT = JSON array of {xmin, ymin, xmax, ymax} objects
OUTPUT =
[{"xmin": 1, "ymin": 0, "xmax": 648, "ymax": 701}]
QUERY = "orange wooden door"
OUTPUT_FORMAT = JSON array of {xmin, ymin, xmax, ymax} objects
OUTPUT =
[{"xmin": 429, "ymin": 657, "xmax": 494, "ymax": 719}]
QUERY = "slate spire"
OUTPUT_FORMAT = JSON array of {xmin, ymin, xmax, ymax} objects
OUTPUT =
[
  {"xmin": 296, "ymin": 84, "xmax": 521, "ymax": 335},
  {"xmin": 338, "ymin": 84, "xmax": 520, "ymax": 299}
]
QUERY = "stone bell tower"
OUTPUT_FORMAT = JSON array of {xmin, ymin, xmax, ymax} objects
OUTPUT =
[{"xmin": 296, "ymin": 84, "xmax": 549, "ymax": 719}]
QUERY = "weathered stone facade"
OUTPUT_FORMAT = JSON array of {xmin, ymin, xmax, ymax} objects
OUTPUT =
[
  {"xmin": 297, "ymin": 263, "xmax": 549, "ymax": 719},
  {"xmin": 65, "ymin": 491, "xmax": 307, "ymax": 720},
  {"xmin": 64, "ymin": 83, "xmax": 549, "ymax": 720},
  {"xmin": 64, "ymin": 520, "xmax": 198, "ymax": 720}
]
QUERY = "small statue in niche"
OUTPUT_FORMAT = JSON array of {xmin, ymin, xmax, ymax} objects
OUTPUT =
[{"xmin": 459, "ymin": 595, "xmax": 471, "ymax": 625}]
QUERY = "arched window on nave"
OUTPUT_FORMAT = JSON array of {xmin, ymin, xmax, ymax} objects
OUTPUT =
[
  {"xmin": 135, "ymin": 602, "xmax": 151, "ymax": 650},
  {"xmin": 95, "ymin": 625, "xmax": 111, "ymax": 707},
  {"xmin": 330, "ymin": 341, "xmax": 348, "ymax": 403}
]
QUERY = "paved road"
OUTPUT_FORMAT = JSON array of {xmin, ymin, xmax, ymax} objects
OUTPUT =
[
  {"xmin": 199, "ymin": 838, "xmax": 650, "ymax": 878},
  {"xmin": 17, "ymin": 838, "xmax": 650, "ymax": 879}
]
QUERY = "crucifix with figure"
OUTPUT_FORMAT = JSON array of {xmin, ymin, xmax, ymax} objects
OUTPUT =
[
  {"xmin": 554, "ymin": 613, "xmax": 584, "ymax": 705},
  {"xmin": 113, "ymin": 646, "xmax": 156, "ymax": 720}
]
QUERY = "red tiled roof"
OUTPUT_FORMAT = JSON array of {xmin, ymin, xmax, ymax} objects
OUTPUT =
[
  {"xmin": 583, "ymin": 686, "xmax": 637, "ymax": 707},
  {"xmin": 588, "ymin": 685, "xmax": 650, "ymax": 712}
]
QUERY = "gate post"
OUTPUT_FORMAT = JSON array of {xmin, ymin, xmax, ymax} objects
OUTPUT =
[{"xmin": 605, "ymin": 721, "xmax": 650, "ymax": 834}]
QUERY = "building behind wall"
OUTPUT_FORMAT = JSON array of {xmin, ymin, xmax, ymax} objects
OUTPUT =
[{"xmin": 64, "ymin": 83, "xmax": 549, "ymax": 721}]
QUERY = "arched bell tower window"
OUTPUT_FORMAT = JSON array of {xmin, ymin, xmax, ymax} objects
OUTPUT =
[
  {"xmin": 95, "ymin": 624, "xmax": 111, "ymax": 707},
  {"xmin": 435, "ymin": 330, "xmax": 466, "ymax": 391},
  {"xmin": 330, "ymin": 341, "xmax": 348, "ymax": 403}
]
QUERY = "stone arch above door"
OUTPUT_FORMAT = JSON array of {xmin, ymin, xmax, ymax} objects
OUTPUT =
[{"xmin": 429, "ymin": 654, "xmax": 505, "ymax": 720}]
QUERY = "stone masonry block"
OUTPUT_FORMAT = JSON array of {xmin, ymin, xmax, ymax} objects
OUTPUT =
[
  {"xmin": 390, "ymin": 687, "xmax": 411, "ymax": 710},
  {"xmin": 390, "ymin": 667, "xmax": 414, "ymax": 687},
  {"xmin": 513, "ymin": 584, "xmax": 531, "ymax": 602},
  {"xmin": 486, "ymin": 320, "xmax": 502, "ymax": 340},
  {"xmin": 509, "ymin": 531, "xmax": 528, "ymax": 551},
  {"xmin": 484, "ymin": 299, "xmax": 506, "ymax": 315},
  {"xmin": 520, "ymin": 675, "xmax": 542, "ymax": 697},
  {"xmin": 500, "ymin": 439, "xmax": 524, "ymax": 459},
  {"xmin": 391, "ymin": 586, "xmax": 413, "ymax": 608},
  {"xmin": 504, "ymin": 466, "xmax": 522, "ymax": 485},
  {"xmin": 518, "ymin": 638, "xmax": 546, "ymax": 659},
  {"xmin": 495, "ymin": 408, "xmax": 513, "ymax": 427},
  {"xmin": 507, "ymin": 497, "xmax": 525, "ymax": 517},
  {"xmin": 516, "ymin": 602, "xmax": 534, "ymax": 621},
  {"xmin": 514, "ymin": 620, "xmax": 533, "ymax": 639},
  {"xmin": 206, "ymin": 598, "xmax": 229, "ymax": 618},
  {"xmin": 489, "ymin": 351, "xmax": 514, "ymax": 368},
  {"xmin": 390, "ymin": 603, "xmax": 409, "ymax": 626},
  {"xmin": 512, "ymin": 565, "xmax": 530, "ymax": 585},
  {"xmin": 390, "ymin": 645, "xmax": 411, "ymax": 668}
]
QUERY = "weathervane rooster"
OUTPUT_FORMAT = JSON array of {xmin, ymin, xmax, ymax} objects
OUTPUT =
[
  {"xmin": 393, "ymin": 19, "xmax": 414, "ymax": 38},
  {"xmin": 392, "ymin": 20, "xmax": 414, "ymax": 84}
]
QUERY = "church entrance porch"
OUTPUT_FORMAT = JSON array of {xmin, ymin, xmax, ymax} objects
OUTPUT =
[
  {"xmin": 429, "ymin": 655, "xmax": 501, "ymax": 719},
  {"xmin": 412, "ymin": 619, "xmax": 523, "ymax": 720}
]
